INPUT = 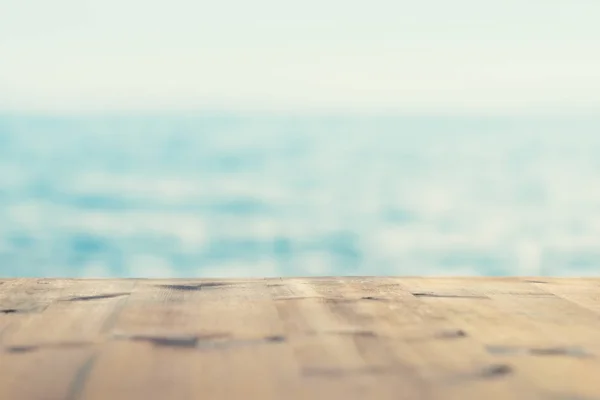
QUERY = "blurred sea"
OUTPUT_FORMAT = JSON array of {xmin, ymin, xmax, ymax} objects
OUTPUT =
[{"xmin": 1, "ymin": 114, "xmax": 600, "ymax": 278}]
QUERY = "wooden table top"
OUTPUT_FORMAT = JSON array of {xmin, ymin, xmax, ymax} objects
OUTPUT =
[{"xmin": 1, "ymin": 277, "xmax": 599, "ymax": 400}]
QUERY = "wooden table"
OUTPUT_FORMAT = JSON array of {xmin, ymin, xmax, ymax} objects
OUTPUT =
[{"xmin": 1, "ymin": 277, "xmax": 599, "ymax": 399}]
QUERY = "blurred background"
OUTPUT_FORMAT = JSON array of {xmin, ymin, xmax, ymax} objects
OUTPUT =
[{"xmin": 1, "ymin": 1, "xmax": 600, "ymax": 277}]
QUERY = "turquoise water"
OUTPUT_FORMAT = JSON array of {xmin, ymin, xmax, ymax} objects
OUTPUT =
[{"xmin": 1, "ymin": 115, "xmax": 600, "ymax": 278}]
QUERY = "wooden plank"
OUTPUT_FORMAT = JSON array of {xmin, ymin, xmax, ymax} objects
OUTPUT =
[
  {"xmin": 397, "ymin": 277, "xmax": 600, "ymax": 399},
  {"xmin": 1, "ymin": 278, "xmax": 600, "ymax": 399},
  {"xmin": 82, "ymin": 279, "xmax": 298, "ymax": 400},
  {"xmin": 0, "ymin": 279, "xmax": 136, "ymax": 400},
  {"xmin": 304, "ymin": 277, "xmax": 544, "ymax": 400},
  {"xmin": 268, "ymin": 278, "xmax": 424, "ymax": 400}
]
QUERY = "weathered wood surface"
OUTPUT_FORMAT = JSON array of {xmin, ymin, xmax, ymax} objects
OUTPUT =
[{"xmin": 1, "ymin": 277, "xmax": 600, "ymax": 400}]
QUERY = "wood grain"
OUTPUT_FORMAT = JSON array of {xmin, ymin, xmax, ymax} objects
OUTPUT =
[{"xmin": 1, "ymin": 277, "xmax": 600, "ymax": 399}]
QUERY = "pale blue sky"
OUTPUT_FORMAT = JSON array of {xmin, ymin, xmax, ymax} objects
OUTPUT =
[{"xmin": 1, "ymin": 0, "xmax": 599, "ymax": 114}]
